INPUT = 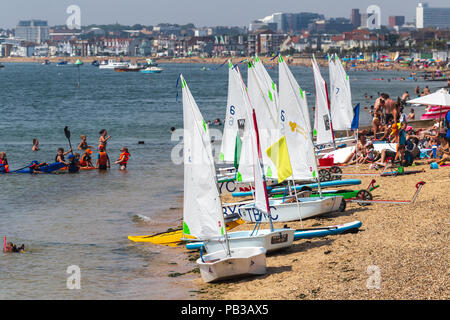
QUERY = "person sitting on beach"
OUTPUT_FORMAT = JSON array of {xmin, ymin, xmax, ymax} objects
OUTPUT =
[
  {"xmin": 96, "ymin": 145, "xmax": 110, "ymax": 170},
  {"xmin": 32, "ymin": 138, "xmax": 40, "ymax": 151},
  {"xmin": 79, "ymin": 149, "xmax": 94, "ymax": 168},
  {"xmin": 338, "ymin": 135, "xmax": 367, "ymax": 165},
  {"xmin": 115, "ymin": 147, "xmax": 130, "ymax": 170},
  {"xmin": 0, "ymin": 152, "xmax": 9, "ymax": 173},
  {"xmin": 78, "ymin": 135, "xmax": 94, "ymax": 151},
  {"xmin": 55, "ymin": 147, "xmax": 72, "ymax": 165},
  {"xmin": 3, "ymin": 242, "xmax": 25, "ymax": 253},
  {"xmin": 98, "ymin": 129, "xmax": 111, "ymax": 151}
]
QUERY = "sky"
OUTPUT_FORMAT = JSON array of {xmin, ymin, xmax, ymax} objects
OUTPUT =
[{"xmin": 1, "ymin": 0, "xmax": 450, "ymax": 29}]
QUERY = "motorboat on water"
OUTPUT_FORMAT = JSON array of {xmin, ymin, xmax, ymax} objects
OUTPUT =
[
  {"xmin": 140, "ymin": 66, "xmax": 164, "ymax": 74},
  {"xmin": 91, "ymin": 60, "xmax": 100, "ymax": 67},
  {"xmin": 99, "ymin": 59, "xmax": 129, "ymax": 70},
  {"xmin": 114, "ymin": 63, "xmax": 144, "ymax": 72},
  {"xmin": 41, "ymin": 60, "xmax": 50, "ymax": 65}
]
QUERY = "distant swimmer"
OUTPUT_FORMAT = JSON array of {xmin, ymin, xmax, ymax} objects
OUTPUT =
[
  {"xmin": 115, "ymin": 147, "xmax": 130, "ymax": 170},
  {"xmin": 3, "ymin": 237, "xmax": 25, "ymax": 253},
  {"xmin": 32, "ymin": 138, "xmax": 40, "ymax": 151}
]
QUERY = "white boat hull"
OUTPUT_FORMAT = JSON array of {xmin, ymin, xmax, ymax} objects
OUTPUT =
[
  {"xmin": 197, "ymin": 247, "xmax": 267, "ymax": 283},
  {"xmin": 204, "ymin": 229, "xmax": 295, "ymax": 254},
  {"xmin": 239, "ymin": 196, "xmax": 344, "ymax": 223}
]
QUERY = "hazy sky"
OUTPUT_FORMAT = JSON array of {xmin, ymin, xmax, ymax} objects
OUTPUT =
[{"xmin": 1, "ymin": 0, "xmax": 450, "ymax": 28}]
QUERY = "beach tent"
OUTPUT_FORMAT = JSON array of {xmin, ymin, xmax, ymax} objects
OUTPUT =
[{"xmin": 407, "ymin": 89, "xmax": 450, "ymax": 122}]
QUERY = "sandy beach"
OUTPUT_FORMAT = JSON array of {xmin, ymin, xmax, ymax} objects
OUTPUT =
[{"xmin": 192, "ymin": 163, "xmax": 449, "ymax": 300}]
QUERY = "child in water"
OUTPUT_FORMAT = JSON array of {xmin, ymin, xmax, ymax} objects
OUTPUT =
[
  {"xmin": 55, "ymin": 148, "xmax": 72, "ymax": 165},
  {"xmin": 3, "ymin": 237, "xmax": 25, "ymax": 253},
  {"xmin": 96, "ymin": 145, "xmax": 110, "ymax": 170},
  {"xmin": 78, "ymin": 135, "xmax": 94, "ymax": 150},
  {"xmin": 79, "ymin": 149, "xmax": 94, "ymax": 167},
  {"xmin": 115, "ymin": 147, "xmax": 130, "ymax": 170},
  {"xmin": 32, "ymin": 138, "xmax": 40, "ymax": 151},
  {"xmin": 0, "ymin": 152, "xmax": 9, "ymax": 173}
]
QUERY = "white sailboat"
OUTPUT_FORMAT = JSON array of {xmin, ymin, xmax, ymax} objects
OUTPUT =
[
  {"xmin": 238, "ymin": 56, "xmax": 344, "ymax": 223},
  {"xmin": 205, "ymin": 66, "xmax": 295, "ymax": 254},
  {"xmin": 180, "ymin": 74, "xmax": 267, "ymax": 283},
  {"xmin": 312, "ymin": 54, "xmax": 335, "ymax": 147}
]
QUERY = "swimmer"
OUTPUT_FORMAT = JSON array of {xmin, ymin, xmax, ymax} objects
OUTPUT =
[{"xmin": 32, "ymin": 138, "xmax": 40, "ymax": 151}]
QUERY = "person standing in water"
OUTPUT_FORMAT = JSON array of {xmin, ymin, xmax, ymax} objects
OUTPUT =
[
  {"xmin": 115, "ymin": 147, "xmax": 130, "ymax": 170},
  {"xmin": 98, "ymin": 129, "xmax": 111, "ymax": 151},
  {"xmin": 78, "ymin": 135, "xmax": 94, "ymax": 151},
  {"xmin": 96, "ymin": 145, "xmax": 110, "ymax": 170},
  {"xmin": 32, "ymin": 138, "xmax": 40, "ymax": 151}
]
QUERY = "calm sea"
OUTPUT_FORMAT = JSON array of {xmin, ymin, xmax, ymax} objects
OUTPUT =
[{"xmin": 0, "ymin": 61, "xmax": 433, "ymax": 299}]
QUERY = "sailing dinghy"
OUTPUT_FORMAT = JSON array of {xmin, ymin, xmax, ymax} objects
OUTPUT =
[
  {"xmin": 180, "ymin": 74, "xmax": 267, "ymax": 282},
  {"xmin": 238, "ymin": 56, "xmax": 344, "ymax": 223},
  {"xmin": 203, "ymin": 66, "xmax": 295, "ymax": 254}
]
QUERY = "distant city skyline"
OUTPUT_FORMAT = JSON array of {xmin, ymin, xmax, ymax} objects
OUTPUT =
[{"xmin": 1, "ymin": 0, "xmax": 450, "ymax": 29}]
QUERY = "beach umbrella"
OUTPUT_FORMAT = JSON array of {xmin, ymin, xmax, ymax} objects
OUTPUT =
[{"xmin": 407, "ymin": 89, "xmax": 450, "ymax": 123}]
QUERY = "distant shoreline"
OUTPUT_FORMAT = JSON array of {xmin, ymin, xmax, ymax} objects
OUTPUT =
[{"xmin": 1, "ymin": 56, "xmax": 444, "ymax": 72}]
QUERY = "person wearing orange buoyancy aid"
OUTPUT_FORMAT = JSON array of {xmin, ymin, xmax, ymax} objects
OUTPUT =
[
  {"xmin": 0, "ymin": 152, "xmax": 10, "ymax": 173},
  {"xmin": 96, "ymin": 145, "xmax": 110, "ymax": 170},
  {"xmin": 115, "ymin": 147, "xmax": 130, "ymax": 170},
  {"xmin": 80, "ymin": 149, "xmax": 94, "ymax": 167}
]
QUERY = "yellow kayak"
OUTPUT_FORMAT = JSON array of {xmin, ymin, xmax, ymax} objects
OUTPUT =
[{"xmin": 128, "ymin": 219, "xmax": 245, "ymax": 246}]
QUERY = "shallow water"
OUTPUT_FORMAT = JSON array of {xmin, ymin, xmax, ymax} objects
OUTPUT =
[{"xmin": 0, "ymin": 62, "xmax": 433, "ymax": 299}]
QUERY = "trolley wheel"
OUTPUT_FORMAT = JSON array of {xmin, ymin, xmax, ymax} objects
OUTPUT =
[
  {"xmin": 355, "ymin": 190, "xmax": 373, "ymax": 206},
  {"xmin": 338, "ymin": 198, "xmax": 347, "ymax": 212},
  {"xmin": 318, "ymin": 169, "xmax": 331, "ymax": 182},
  {"xmin": 329, "ymin": 166, "xmax": 342, "ymax": 180}
]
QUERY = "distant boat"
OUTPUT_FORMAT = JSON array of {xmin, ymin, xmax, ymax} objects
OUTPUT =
[
  {"xmin": 99, "ymin": 59, "xmax": 128, "ymax": 70},
  {"xmin": 0, "ymin": 64, "xmax": 4, "ymax": 68},
  {"xmin": 145, "ymin": 59, "xmax": 158, "ymax": 67},
  {"xmin": 140, "ymin": 66, "xmax": 163, "ymax": 74},
  {"xmin": 114, "ymin": 63, "xmax": 144, "ymax": 72},
  {"xmin": 56, "ymin": 60, "xmax": 68, "ymax": 66},
  {"xmin": 91, "ymin": 60, "xmax": 100, "ymax": 67},
  {"xmin": 41, "ymin": 60, "xmax": 50, "ymax": 65}
]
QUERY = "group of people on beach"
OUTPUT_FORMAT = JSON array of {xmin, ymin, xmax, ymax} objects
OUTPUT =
[
  {"xmin": 338, "ymin": 89, "xmax": 450, "ymax": 168},
  {"xmin": 0, "ymin": 129, "xmax": 130, "ymax": 174}
]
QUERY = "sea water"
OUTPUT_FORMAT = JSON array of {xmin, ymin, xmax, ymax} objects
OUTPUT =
[{"xmin": 0, "ymin": 62, "xmax": 431, "ymax": 299}]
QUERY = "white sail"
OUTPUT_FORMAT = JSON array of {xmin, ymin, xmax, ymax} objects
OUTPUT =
[
  {"xmin": 312, "ymin": 55, "xmax": 334, "ymax": 146},
  {"xmin": 219, "ymin": 61, "xmax": 246, "ymax": 163},
  {"xmin": 279, "ymin": 56, "xmax": 318, "ymax": 180},
  {"xmin": 246, "ymin": 60, "xmax": 280, "ymax": 180},
  {"xmin": 329, "ymin": 54, "xmax": 353, "ymax": 131},
  {"xmin": 181, "ymin": 75, "xmax": 225, "ymax": 240}
]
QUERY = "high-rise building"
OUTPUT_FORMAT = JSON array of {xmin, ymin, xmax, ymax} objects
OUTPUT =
[
  {"xmin": 15, "ymin": 20, "xmax": 50, "ymax": 44},
  {"xmin": 389, "ymin": 16, "xmax": 405, "ymax": 28},
  {"xmin": 351, "ymin": 9, "xmax": 361, "ymax": 28},
  {"xmin": 416, "ymin": 3, "xmax": 450, "ymax": 29}
]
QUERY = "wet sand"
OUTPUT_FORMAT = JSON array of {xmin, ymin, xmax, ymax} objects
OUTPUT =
[{"xmin": 194, "ymin": 164, "xmax": 449, "ymax": 300}]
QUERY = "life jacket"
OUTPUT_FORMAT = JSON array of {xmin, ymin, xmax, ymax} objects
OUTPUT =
[
  {"xmin": 0, "ymin": 159, "xmax": 9, "ymax": 173},
  {"xmin": 118, "ymin": 152, "xmax": 130, "ymax": 165},
  {"xmin": 80, "ymin": 153, "xmax": 91, "ymax": 167},
  {"xmin": 98, "ymin": 151, "xmax": 108, "ymax": 166}
]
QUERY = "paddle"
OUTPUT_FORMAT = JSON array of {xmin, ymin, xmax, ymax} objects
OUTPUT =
[{"xmin": 64, "ymin": 126, "xmax": 74, "ymax": 155}]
